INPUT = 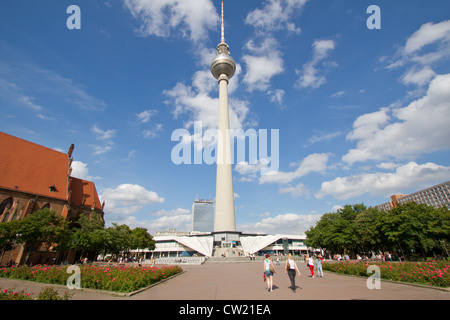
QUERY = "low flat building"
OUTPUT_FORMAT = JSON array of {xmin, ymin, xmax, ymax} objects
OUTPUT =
[{"xmin": 145, "ymin": 230, "xmax": 310, "ymax": 259}]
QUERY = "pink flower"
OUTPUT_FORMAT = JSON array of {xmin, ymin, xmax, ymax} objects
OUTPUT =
[{"xmin": 3, "ymin": 289, "xmax": 7, "ymax": 293}]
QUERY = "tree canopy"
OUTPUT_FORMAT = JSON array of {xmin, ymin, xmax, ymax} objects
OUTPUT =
[
  {"xmin": 0, "ymin": 209, "xmax": 155, "ymax": 261},
  {"xmin": 305, "ymin": 202, "xmax": 450, "ymax": 259}
]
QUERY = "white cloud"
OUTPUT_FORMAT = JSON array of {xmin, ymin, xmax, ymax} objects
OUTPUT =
[
  {"xmin": 151, "ymin": 208, "xmax": 190, "ymax": 217},
  {"xmin": 235, "ymin": 159, "xmax": 270, "ymax": 182},
  {"xmin": 316, "ymin": 161, "xmax": 450, "ymax": 200},
  {"xmin": 296, "ymin": 39, "xmax": 336, "ymax": 89},
  {"xmin": 400, "ymin": 66, "xmax": 436, "ymax": 86},
  {"xmin": 305, "ymin": 131, "xmax": 341, "ymax": 147},
  {"xmin": 403, "ymin": 20, "xmax": 450, "ymax": 55},
  {"xmin": 245, "ymin": 0, "xmax": 308, "ymax": 34},
  {"xmin": 343, "ymin": 74, "xmax": 450, "ymax": 165},
  {"xmin": 136, "ymin": 109, "xmax": 158, "ymax": 123},
  {"xmin": 267, "ymin": 89, "xmax": 285, "ymax": 104},
  {"xmin": 387, "ymin": 20, "xmax": 450, "ymax": 88},
  {"xmin": 92, "ymin": 124, "xmax": 116, "ymax": 141},
  {"xmin": 239, "ymin": 213, "xmax": 321, "ymax": 234},
  {"xmin": 142, "ymin": 123, "xmax": 163, "ymax": 139},
  {"xmin": 259, "ymin": 153, "xmax": 329, "ymax": 184},
  {"xmin": 101, "ymin": 183, "xmax": 164, "ymax": 215},
  {"xmin": 242, "ymin": 38, "xmax": 284, "ymax": 91},
  {"xmin": 278, "ymin": 182, "xmax": 310, "ymax": 198},
  {"xmin": 147, "ymin": 214, "xmax": 192, "ymax": 234},
  {"xmin": 90, "ymin": 124, "xmax": 116, "ymax": 155},
  {"xmin": 0, "ymin": 60, "xmax": 107, "ymax": 119},
  {"xmin": 164, "ymin": 67, "xmax": 250, "ymax": 132},
  {"xmin": 71, "ymin": 161, "xmax": 101, "ymax": 180},
  {"xmin": 123, "ymin": 0, "xmax": 218, "ymax": 42}
]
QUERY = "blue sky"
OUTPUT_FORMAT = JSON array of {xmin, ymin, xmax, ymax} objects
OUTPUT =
[{"xmin": 1, "ymin": 0, "xmax": 450, "ymax": 235}]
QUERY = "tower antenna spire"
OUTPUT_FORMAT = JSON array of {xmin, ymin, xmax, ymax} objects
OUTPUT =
[{"xmin": 221, "ymin": 1, "xmax": 225, "ymax": 43}]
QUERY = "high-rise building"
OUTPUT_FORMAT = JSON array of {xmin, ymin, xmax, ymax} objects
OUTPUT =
[
  {"xmin": 376, "ymin": 180, "xmax": 450, "ymax": 211},
  {"xmin": 210, "ymin": 1, "xmax": 236, "ymax": 232},
  {"xmin": 191, "ymin": 199, "xmax": 214, "ymax": 233}
]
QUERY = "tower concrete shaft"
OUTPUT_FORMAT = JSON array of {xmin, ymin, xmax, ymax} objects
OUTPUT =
[
  {"xmin": 214, "ymin": 74, "xmax": 235, "ymax": 232},
  {"xmin": 210, "ymin": 2, "xmax": 236, "ymax": 232}
]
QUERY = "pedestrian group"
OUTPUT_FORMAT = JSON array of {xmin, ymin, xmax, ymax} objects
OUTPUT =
[{"xmin": 263, "ymin": 253, "xmax": 324, "ymax": 293}]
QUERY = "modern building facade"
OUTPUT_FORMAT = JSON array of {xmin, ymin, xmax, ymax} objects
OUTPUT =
[
  {"xmin": 376, "ymin": 180, "xmax": 450, "ymax": 211},
  {"xmin": 148, "ymin": 230, "xmax": 309, "ymax": 259},
  {"xmin": 191, "ymin": 199, "xmax": 214, "ymax": 233},
  {"xmin": 0, "ymin": 132, "xmax": 104, "ymax": 265}
]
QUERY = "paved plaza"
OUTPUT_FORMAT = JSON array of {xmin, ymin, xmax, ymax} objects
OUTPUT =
[{"xmin": 0, "ymin": 261, "xmax": 448, "ymax": 301}]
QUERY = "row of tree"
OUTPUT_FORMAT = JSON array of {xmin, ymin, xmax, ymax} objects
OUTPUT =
[
  {"xmin": 0, "ymin": 208, "xmax": 155, "ymax": 263},
  {"xmin": 305, "ymin": 202, "xmax": 450, "ymax": 259}
]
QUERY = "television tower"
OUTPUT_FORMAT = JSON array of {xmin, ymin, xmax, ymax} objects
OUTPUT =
[{"xmin": 210, "ymin": 1, "xmax": 236, "ymax": 232}]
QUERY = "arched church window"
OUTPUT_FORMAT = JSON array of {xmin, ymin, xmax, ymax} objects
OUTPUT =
[{"xmin": 0, "ymin": 197, "xmax": 14, "ymax": 221}]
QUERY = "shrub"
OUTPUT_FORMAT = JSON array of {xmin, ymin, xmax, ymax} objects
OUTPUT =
[
  {"xmin": 0, "ymin": 264, "xmax": 183, "ymax": 293},
  {"xmin": 322, "ymin": 260, "xmax": 450, "ymax": 288}
]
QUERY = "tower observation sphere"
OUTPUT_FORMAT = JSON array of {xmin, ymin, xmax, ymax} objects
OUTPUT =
[
  {"xmin": 210, "ymin": 43, "xmax": 236, "ymax": 80},
  {"xmin": 210, "ymin": 1, "xmax": 236, "ymax": 81}
]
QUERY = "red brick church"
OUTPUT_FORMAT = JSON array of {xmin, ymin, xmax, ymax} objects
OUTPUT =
[{"xmin": 0, "ymin": 131, "xmax": 104, "ymax": 265}]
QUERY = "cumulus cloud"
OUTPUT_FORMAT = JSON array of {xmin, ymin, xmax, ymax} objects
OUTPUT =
[
  {"xmin": 70, "ymin": 161, "xmax": 101, "ymax": 181},
  {"xmin": 235, "ymin": 159, "xmax": 270, "ymax": 182},
  {"xmin": 386, "ymin": 20, "xmax": 450, "ymax": 88},
  {"xmin": 403, "ymin": 20, "xmax": 450, "ymax": 56},
  {"xmin": 296, "ymin": 39, "xmax": 336, "ymax": 89},
  {"xmin": 101, "ymin": 184, "xmax": 164, "ymax": 215},
  {"xmin": 164, "ymin": 66, "xmax": 252, "ymax": 144},
  {"xmin": 147, "ymin": 214, "xmax": 192, "ymax": 234},
  {"xmin": 259, "ymin": 153, "xmax": 329, "ymax": 184},
  {"xmin": 244, "ymin": 0, "xmax": 308, "ymax": 34},
  {"xmin": 316, "ymin": 161, "xmax": 450, "ymax": 200},
  {"xmin": 242, "ymin": 0, "xmax": 308, "ymax": 93},
  {"xmin": 278, "ymin": 182, "xmax": 310, "ymax": 198},
  {"xmin": 242, "ymin": 38, "xmax": 284, "ymax": 91},
  {"xmin": 123, "ymin": 0, "xmax": 218, "ymax": 42},
  {"xmin": 343, "ymin": 74, "xmax": 450, "ymax": 165},
  {"xmin": 239, "ymin": 213, "xmax": 321, "ymax": 234}
]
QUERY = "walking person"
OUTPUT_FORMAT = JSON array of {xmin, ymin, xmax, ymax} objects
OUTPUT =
[
  {"xmin": 285, "ymin": 253, "xmax": 301, "ymax": 292},
  {"xmin": 306, "ymin": 255, "xmax": 315, "ymax": 278},
  {"xmin": 315, "ymin": 255, "xmax": 324, "ymax": 278},
  {"xmin": 263, "ymin": 254, "xmax": 276, "ymax": 292}
]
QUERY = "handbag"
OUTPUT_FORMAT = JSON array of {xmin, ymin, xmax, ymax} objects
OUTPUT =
[{"xmin": 269, "ymin": 264, "xmax": 276, "ymax": 274}]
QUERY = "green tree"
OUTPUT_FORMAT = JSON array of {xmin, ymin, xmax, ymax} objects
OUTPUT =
[
  {"xmin": 354, "ymin": 207, "xmax": 384, "ymax": 253},
  {"xmin": 130, "ymin": 227, "xmax": 155, "ymax": 251},
  {"xmin": 18, "ymin": 208, "xmax": 72, "ymax": 251},
  {"xmin": 70, "ymin": 212, "xmax": 105, "ymax": 258}
]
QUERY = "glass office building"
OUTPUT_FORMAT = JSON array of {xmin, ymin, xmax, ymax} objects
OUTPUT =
[{"xmin": 191, "ymin": 200, "xmax": 214, "ymax": 232}]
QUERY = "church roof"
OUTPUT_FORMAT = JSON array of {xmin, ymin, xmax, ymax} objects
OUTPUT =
[
  {"xmin": 0, "ymin": 131, "xmax": 103, "ymax": 213},
  {"xmin": 0, "ymin": 131, "xmax": 69, "ymax": 201},
  {"xmin": 69, "ymin": 177, "xmax": 103, "ymax": 211}
]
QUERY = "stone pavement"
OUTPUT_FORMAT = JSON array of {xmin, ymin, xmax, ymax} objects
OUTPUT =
[{"xmin": 0, "ymin": 261, "xmax": 448, "ymax": 300}]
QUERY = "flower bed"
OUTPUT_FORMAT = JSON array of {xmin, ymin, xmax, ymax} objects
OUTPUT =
[
  {"xmin": 0, "ymin": 264, "xmax": 183, "ymax": 293},
  {"xmin": 322, "ymin": 260, "xmax": 450, "ymax": 288}
]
